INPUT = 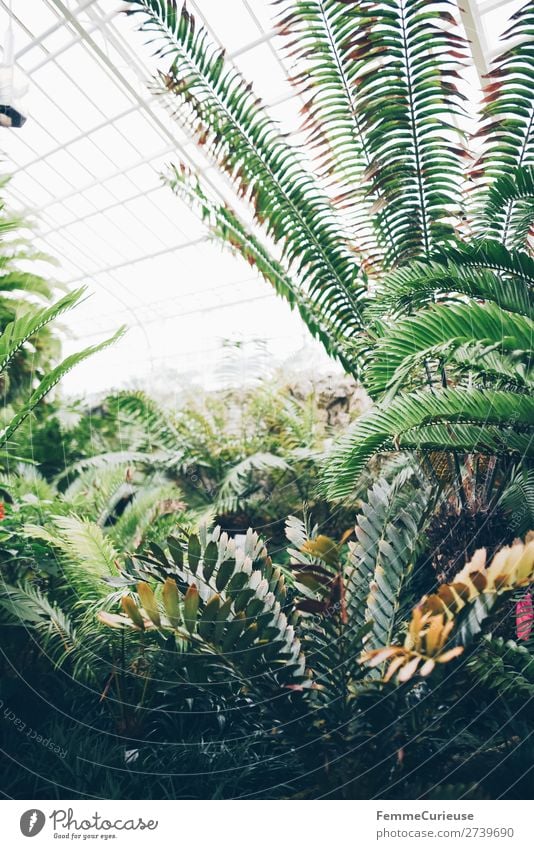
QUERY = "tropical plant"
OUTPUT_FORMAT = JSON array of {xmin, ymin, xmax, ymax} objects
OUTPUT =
[
  {"xmin": 0, "ymin": 288, "xmax": 123, "ymax": 453},
  {"xmin": 126, "ymin": 0, "xmax": 533, "ymax": 502},
  {"xmin": 3, "ymin": 0, "xmax": 534, "ymax": 804},
  {"xmin": 7, "ymin": 479, "xmax": 534, "ymax": 797},
  {"xmin": 42, "ymin": 374, "xmax": 360, "ymax": 539}
]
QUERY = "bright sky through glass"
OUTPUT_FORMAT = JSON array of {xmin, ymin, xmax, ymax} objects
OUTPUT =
[{"xmin": 0, "ymin": 0, "xmax": 522, "ymax": 397}]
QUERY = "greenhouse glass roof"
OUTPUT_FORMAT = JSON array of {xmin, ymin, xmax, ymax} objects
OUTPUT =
[{"xmin": 0, "ymin": 0, "xmax": 523, "ymax": 395}]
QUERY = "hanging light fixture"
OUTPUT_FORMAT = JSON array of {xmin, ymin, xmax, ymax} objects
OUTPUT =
[{"xmin": 0, "ymin": 1, "xmax": 28, "ymax": 128}]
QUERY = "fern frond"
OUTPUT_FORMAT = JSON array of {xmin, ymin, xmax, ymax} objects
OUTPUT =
[
  {"xmin": 109, "ymin": 482, "xmax": 185, "ymax": 551},
  {"xmin": 343, "ymin": 0, "xmax": 467, "ymax": 262},
  {"xmin": 323, "ymin": 389, "xmax": 534, "ymax": 498},
  {"xmin": 3, "ymin": 326, "xmax": 125, "ymax": 446},
  {"xmin": 216, "ymin": 452, "xmax": 291, "ymax": 515},
  {"xmin": 500, "ymin": 466, "xmax": 534, "ymax": 537},
  {"xmin": 473, "ymin": 1, "xmax": 534, "ymax": 245},
  {"xmin": 127, "ymin": 0, "xmax": 364, "ymax": 339},
  {"xmin": 364, "ymin": 534, "xmax": 534, "ymax": 682},
  {"xmin": 276, "ymin": 0, "xmax": 385, "ymax": 266},
  {"xmin": 467, "ymin": 635, "xmax": 534, "ymax": 698},
  {"xmin": 369, "ymin": 256, "xmax": 533, "ymax": 320},
  {"xmin": 1, "ymin": 583, "xmax": 79, "ymax": 668},
  {"xmin": 347, "ymin": 473, "xmax": 433, "ymax": 649},
  {"xmin": 479, "ymin": 166, "xmax": 534, "ymax": 249},
  {"xmin": 363, "ymin": 301, "xmax": 534, "ymax": 399}
]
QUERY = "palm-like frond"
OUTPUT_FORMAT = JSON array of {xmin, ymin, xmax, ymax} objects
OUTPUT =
[
  {"xmin": 275, "ymin": 1, "xmax": 385, "ymax": 265},
  {"xmin": 109, "ymin": 482, "xmax": 185, "ymax": 551},
  {"xmin": 500, "ymin": 466, "xmax": 534, "ymax": 536},
  {"xmin": 0, "ymin": 270, "xmax": 54, "ymax": 301},
  {"xmin": 338, "ymin": 0, "xmax": 466, "ymax": 263},
  {"xmin": 107, "ymin": 390, "xmax": 181, "ymax": 453},
  {"xmin": 323, "ymin": 389, "xmax": 534, "ymax": 499},
  {"xmin": 441, "ymin": 239, "xmax": 534, "ymax": 284},
  {"xmin": 127, "ymin": 1, "xmax": 364, "ymax": 348},
  {"xmin": 102, "ymin": 525, "xmax": 309, "ymax": 691},
  {"xmin": 347, "ymin": 473, "xmax": 433, "ymax": 650},
  {"xmin": 216, "ymin": 451, "xmax": 291, "ymax": 515},
  {"xmin": 473, "ymin": 1, "xmax": 534, "ymax": 242},
  {"xmin": 362, "ymin": 301, "xmax": 533, "ymax": 399},
  {"xmin": 0, "ymin": 583, "xmax": 80, "ymax": 667},
  {"xmin": 0, "ymin": 288, "xmax": 85, "ymax": 374},
  {"xmin": 56, "ymin": 450, "xmax": 153, "ymax": 486},
  {"xmin": 2, "ymin": 326, "xmax": 125, "ymax": 447},
  {"xmin": 165, "ymin": 165, "xmax": 359, "ymax": 372},
  {"xmin": 368, "ymin": 254, "xmax": 533, "ymax": 320}
]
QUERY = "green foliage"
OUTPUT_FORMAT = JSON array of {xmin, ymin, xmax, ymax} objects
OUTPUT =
[
  {"xmin": 127, "ymin": 0, "xmax": 533, "ymax": 496},
  {"xmin": 473, "ymin": 2, "xmax": 534, "ymax": 213},
  {"xmin": 106, "ymin": 525, "xmax": 309, "ymax": 691},
  {"xmin": 2, "ymin": 0, "xmax": 534, "ymax": 803},
  {"xmin": 348, "ymin": 472, "xmax": 433, "ymax": 649},
  {"xmin": 128, "ymin": 0, "xmax": 363, "ymax": 373},
  {"xmin": 324, "ymin": 389, "xmax": 534, "ymax": 499}
]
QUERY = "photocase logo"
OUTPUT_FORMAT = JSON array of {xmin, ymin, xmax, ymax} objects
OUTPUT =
[{"xmin": 20, "ymin": 809, "xmax": 46, "ymax": 837}]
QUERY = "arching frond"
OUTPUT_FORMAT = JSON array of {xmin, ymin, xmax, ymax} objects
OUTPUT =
[
  {"xmin": 323, "ymin": 389, "xmax": 534, "ymax": 499},
  {"xmin": 500, "ymin": 466, "xmax": 534, "ymax": 537},
  {"xmin": 24, "ymin": 515, "xmax": 120, "ymax": 605},
  {"xmin": 340, "ymin": 0, "xmax": 467, "ymax": 263},
  {"xmin": 109, "ymin": 482, "xmax": 185, "ymax": 551},
  {"xmin": 479, "ymin": 166, "xmax": 534, "ymax": 250},
  {"xmin": 473, "ymin": 1, "xmax": 534, "ymax": 242},
  {"xmin": 216, "ymin": 452, "xmax": 291, "ymax": 515},
  {"xmin": 363, "ymin": 301, "xmax": 534, "ymax": 399},
  {"xmin": 128, "ymin": 0, "xmax": 364, "ymax": 339},
  {"xmin": 364, "ymin": 534, "xmax": 534, "ymax": 682},
  {"xmin": 275, "ymin": 0, "xmax": 385, "ymax": 265},
  {"xmin": 106, "ymin": 390, "xmax": 181, "ymax": 453},
  {"xmin": 369, "ymin": 256, "xmax": 533, "ymax": 320},
  {"xmin": 56, "ymin": 451, "xmax": 154, "ymax": 485},
  {"xmin": 347, "ymin": 473, "xmax": 433, "ymax": 650},
  {"xmin": 101, "ymin": 525, "xmax": 310, "ymax": 691},
  {"xmin": 165, "ymin": 165, "xmax": 360, "ymax": 373},
  {"xmin": 3, "ymin": 326, "xmax": 125, "ymax": 448},
  {"xmin": 0, "ymin": 583, "xmax": 80, "ymax": 668}
]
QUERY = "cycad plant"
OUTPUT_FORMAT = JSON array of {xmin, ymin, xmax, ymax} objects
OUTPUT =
[
  {"xmin": 127, "ymin": 0, "xmax": 533, "ymax": 499},
  {"xmin": 49, "ymin": 378, "xmax": 357, "ymax": 537},
  {"xmin": 10, "ymin": 493, "xmax": 534, "ymax": 798}
]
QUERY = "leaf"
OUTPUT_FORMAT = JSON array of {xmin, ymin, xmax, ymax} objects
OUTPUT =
[
  {"xmin": 137, "ymin": 581, "xmax": 161, "ymax": 628},
  {"xmin": 183, "ymin": 584, "xmax": 199, "ymax": 634},
  {"xmin": 187, "ymin": 534, "xmax": 201, "ymax": 575},
  {"xmin": 202, "ymin": 540, "xmax": 218, "ymax": 583},
  {"xmin": 121, "ymin": 595, "xmax": 145, "ymax": 630},
  {"xmin": 162, "ymin": 578, "xmax": 182, "ymax": 629}
]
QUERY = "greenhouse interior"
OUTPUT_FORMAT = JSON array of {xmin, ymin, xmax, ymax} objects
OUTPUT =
[{"xmin": 0, "ymin": 0, "xmax": 532, "ymax": 801}]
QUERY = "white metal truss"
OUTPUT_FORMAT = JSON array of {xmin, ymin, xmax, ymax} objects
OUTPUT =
[{"xmin": 0, "ymin": 0, "xmax": 520, "ymax": 393}]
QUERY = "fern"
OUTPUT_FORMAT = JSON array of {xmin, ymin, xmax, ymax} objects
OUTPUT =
[
  {"xmin": 365, "ymin": 534, "xmax": 534, "ymax": 682},
  {"xmin": 347, "ymin": 473, "xmax": 433, "ymax": 650},
  {"xmin": 323, "ymin": 389, "xmax": 534, "ymax": 499}
]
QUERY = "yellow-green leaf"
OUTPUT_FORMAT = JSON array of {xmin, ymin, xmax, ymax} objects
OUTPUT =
[
  {"xmin": 162, "ymin": 578, "xmax": 181, "ymax": 629},
  {"xmin": 183, "ymin": 584, "xmax": 199, "ymax": 634},
  {"xmin": 137, "ymin": 581, "xmax": 161, "ymax": 628}
]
